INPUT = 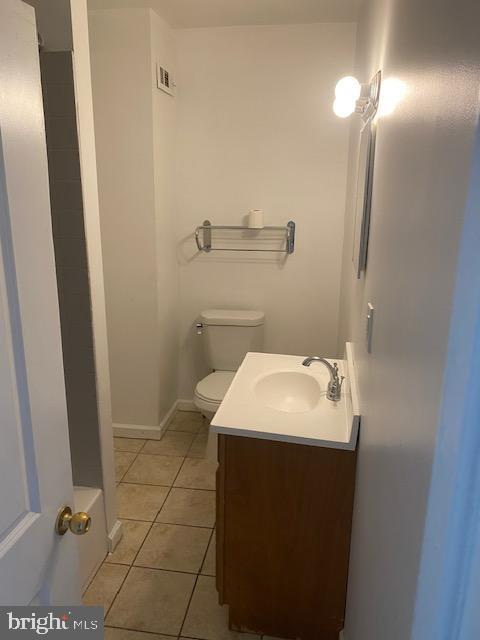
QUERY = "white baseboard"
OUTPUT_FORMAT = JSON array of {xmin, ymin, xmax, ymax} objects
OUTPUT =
[
  {"xmin": 176, "ymin": 398, "xmax": 198, "ymax": 412},
  {"xmin": 160, "ymin": 399, "xmax": 179, "ymax": 430},
  {"xmin": 113, "ymin": 422, "xmax": 164, "ymax": 440},
  {"xmin": 108, "ymin": 519, "xmax": 123, "ymax": 553},
  {"xmin": 113, "ymin": 399, "xmax": 189, "ymax": 440}
]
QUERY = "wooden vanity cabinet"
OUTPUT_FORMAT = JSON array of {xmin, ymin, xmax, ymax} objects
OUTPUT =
[{"xmin": 216, "ymin": 434, "xmax": 357, "ymax": 640}]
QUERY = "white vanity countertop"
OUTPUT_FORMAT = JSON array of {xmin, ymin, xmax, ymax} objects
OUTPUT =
[{"xmin": 211, "ymin": 344, "xmax": 360, "ymax": 450}]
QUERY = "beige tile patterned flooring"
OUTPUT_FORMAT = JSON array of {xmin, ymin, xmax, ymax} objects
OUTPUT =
[{"xmin": 85, "ymin": 411, "xmax": 282, "ymax": 640}]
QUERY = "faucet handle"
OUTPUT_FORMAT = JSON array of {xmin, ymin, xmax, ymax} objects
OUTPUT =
[{"xmin": 329, "ymin": 374, "xmax": 345, "ymax": 401}]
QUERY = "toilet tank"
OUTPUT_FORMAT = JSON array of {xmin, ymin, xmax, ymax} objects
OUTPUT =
[{"xmin": 200, "ymin": 309, "xmax": 265, "ymax": 371}]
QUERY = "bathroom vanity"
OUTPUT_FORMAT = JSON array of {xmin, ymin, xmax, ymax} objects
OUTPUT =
[{"xmin": 211, "ymin": 345, "xmax": 360, "ymax": 640}]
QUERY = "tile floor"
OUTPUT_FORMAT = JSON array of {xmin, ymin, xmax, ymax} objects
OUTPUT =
[{"xmin": 85, "ymin": 411, "xmax": 283, "ymax": 640}]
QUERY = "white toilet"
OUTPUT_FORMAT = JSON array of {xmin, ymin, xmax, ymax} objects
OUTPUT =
[{"xmin": 194, "ymin": 309, "xmax": 265, "ymax": 420}]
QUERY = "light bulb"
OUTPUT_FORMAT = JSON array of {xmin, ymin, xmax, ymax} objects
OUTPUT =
[
  {"xmin": 333, "ymin": 97, "xmax": 355, "ymax": 118},
  {"xmin": 335, "ymin": 76, "xmax": 361, "ymax": 101}
]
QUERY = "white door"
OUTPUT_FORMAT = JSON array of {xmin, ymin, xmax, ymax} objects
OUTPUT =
[{"xmin": 0, "ymin": 0, "xmax": 81, "ymax": 605}]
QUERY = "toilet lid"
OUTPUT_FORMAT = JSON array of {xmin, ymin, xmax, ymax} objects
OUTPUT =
[{"xmin": 195, "ymin": 371, "xmax": 236, "ymax": 403}]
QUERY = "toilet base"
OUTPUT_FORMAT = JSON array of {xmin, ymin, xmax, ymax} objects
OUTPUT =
[
  {"xmin": 199, "ymin": 409, "xmax": 216, "ymax": 421},
  {"xmin": 194, "ymin": 394, "xmax": 220, "ymax": 420},
  {"xmin": 192, "ymin": 400, "xmax": 218, "ymax": 461}
]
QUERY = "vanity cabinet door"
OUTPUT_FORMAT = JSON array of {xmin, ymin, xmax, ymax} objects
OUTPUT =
[{"xmin": 216, "ymin": 434, "xmax": 357, "ymax": 640}]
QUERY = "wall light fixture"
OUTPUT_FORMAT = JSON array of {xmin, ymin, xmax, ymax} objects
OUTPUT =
[{"xmin": 333, "ymin": 71, "xmax": 382, "ymax": 122}]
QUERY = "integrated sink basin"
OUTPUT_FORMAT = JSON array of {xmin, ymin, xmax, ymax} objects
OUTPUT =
[
  {"xmin": 211, "ymin": 344, "xmax": 360, "ymax": 450},
  {"xmin": 255, "ymin": 371, "xmax": 322, "ymax": 413}
]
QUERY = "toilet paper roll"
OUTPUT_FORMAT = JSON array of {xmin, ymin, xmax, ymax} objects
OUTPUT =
[{"xmin": 248, "ymin": 209, "xmax": 264, "ymax": 229}]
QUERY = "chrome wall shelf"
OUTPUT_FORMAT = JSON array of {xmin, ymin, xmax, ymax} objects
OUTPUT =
[{"xmin": 195, "ymin": 220, "xmax": 296, "ymax": 255}]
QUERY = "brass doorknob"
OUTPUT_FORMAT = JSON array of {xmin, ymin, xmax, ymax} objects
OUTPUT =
[{"xmin": 55, "ymin": 506, "xmax": 92, "ymax": 536}]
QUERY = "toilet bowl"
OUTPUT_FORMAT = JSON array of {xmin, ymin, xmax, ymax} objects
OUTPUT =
[
  {"xmin": 194, "ymin": 370, "xmax": 236, "ymax": 420},
  {"xmin": 194, "ymin": 309, "xmax": 265, "ymax": 421}
]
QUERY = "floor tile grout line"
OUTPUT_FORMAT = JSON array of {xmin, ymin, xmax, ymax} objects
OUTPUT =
[
  {"xmin": 83, "ymin": 481, "xmax": 153, "ymax": 594},
  {"xmin": 157, "ymin": 430, "xmax": 216, "ymax": 527},
  {"xmin": 137, "ymin": 449, "xmax": 195, "ymax": 458},
  {"xmin": 110, "ymin": 449, "xmax": 211, "ymax": 634},
  {"xmin": 102, "ymin": 546, "xmax": 139, "ymax": 620},
  {"xmin": 173, "ymin": 484, "xmax": 216, "ymax": 492},
  {"xmin": 117, "ymin": 480, "xmax": 171, "ymax": 488},
  {"xmin": 118, "ymin": 478, "xmax": 184, "ymax": 489},
  {"xmin": 107, "ymin": 426, "xmax": 218, "ymax": 634},
  {"xmin": 104, "ymin": 499, "xmax": 173, "ymax": 618},
  {"xmin": 173, "ymin": 454, "xmax": 189, "ymax": 484},
  {"xmin": 198, "ymin": 526, "xmax": 215, "ymax": 578},
  {"xmin": 82, "ymin": 551, "xmax": 110, "ymax": 596},
  {"xmin": 181, "ymin": 636, "xmax": 247, "ymax": 640},
  {"xmin": 121, "ymin": 451, "xmax": 192, "ymax": 486},
  {"xmin": 115, "ymin": 518, "xmax": 214, "ymax": 530},
  {"xmin": 105, "ymin": 446, "xmax": 190, "ymax": 621},
  {"xmin": 138, "ymin": 441, "xmax": 147, "ymax": 455},
  {"xmin": 106, "ymin": 518, "xmax": 152, "ymax": 566},
  {"xmin": 116, "ymin": 447, "xmax": 143, "ymax": 483},
  {"xmin": 119, "ymin": 472, "xmax": 179, "ymax": 572},
  {"xmin": 168, "ymin": 426, "xmax": 202, "ymax": 435},
  {"xmin": 118, "ymin": 525, "xmax": 215, "ymax": 578},
  {"xmin": 106, "ymin": 563, "xmax": 209, "ymax": 578},
  {"xmin": 153, "ymin": 519, "xmax": 214, "ymax": 530},
  {"xmin": 106, "ymin": 621, "xmax": 253, "ymax": 640},
  {"xmin": 105, "ymin": 623, "xmax": 178, "ymax": 638},
  {"xmin": 119, "ymin": 480, "xmax": 215, "ymax": 491},
  {"xmin": 118, "ymin": 515, "xmax": 214, "ymax": 530},
  {"xmin": 185, "ymin": 418, "xmax": 209, "ymax": 457},
  {"xmin": 113, "ymin": 444, "xmax": 146, "ymax": 454},
  {"xmin": 185, "ymin": 435, "xmax": 198, "ymax": 458},
  {"xmin": 178, "ymin": 495, "xmax": 215, "ymax": 637},
  {"xmin": 123, "ymin": 456, "xmax": 188, "ymax": 484},
  {"xmin": 178, "ymin": 572, "xmax": 200, "ymax": 638},
  {"xmin": 112, "ymin": 426, "xmax": 257, "ymax": 639},
  {"xmin": 104, "ymin": 448, "xmax": 181, "ymax": 619},
  {"xmin": 141, "ymin": 430, "xmax": 197, "ymax": 457},
  {"xmin": 130, "ymin": 451, "xmax": 192, "ymax": 460}
]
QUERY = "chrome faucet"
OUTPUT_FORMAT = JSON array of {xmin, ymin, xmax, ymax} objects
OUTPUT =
[{"xmin": 302, "ymin": 356, "xmax": 345, "ymax": 402}]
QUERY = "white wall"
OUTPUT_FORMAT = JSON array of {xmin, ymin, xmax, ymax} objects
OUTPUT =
[
  {"xmin": 175, "ymin": 23, "xmax": 356, "ymax": 398},
  {"xmin": 337, "ymin": 0, "xmax": 480, "ymax": 637},
  {"xmin": 411, "ymin": 130, "xmax": 480, "ymax": 638},
  {"xmin": 150, "ymin": 11, "xmax": 180, "ymax": 420},
  {"xmin": 89, "ymin": 8, "xmax": 179, "ymax": 427}
]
